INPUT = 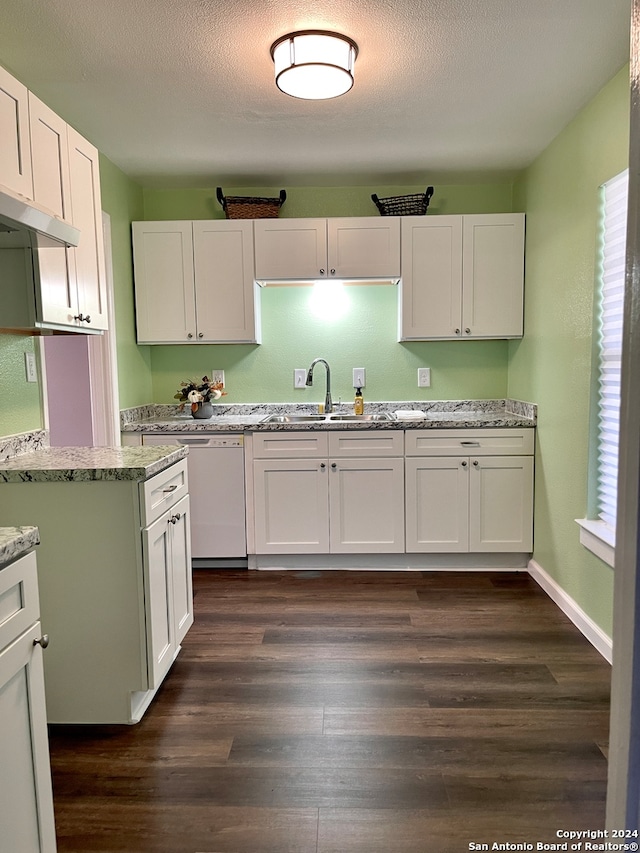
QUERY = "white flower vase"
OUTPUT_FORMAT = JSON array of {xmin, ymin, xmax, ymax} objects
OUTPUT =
[{"xmin": 192, "ymin": 402, "xmax": 214, "ymax": 419}]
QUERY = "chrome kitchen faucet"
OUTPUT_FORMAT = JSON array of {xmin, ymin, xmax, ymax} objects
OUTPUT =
[{"xmin": 306, "ymin": 358, "xmax": 333, "ymax": 413}]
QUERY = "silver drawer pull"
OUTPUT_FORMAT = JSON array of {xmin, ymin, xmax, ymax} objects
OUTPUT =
[
  {"xmin": 460, "ymin": 441, "xmax": 480, "ymax": 447},
  {"xmin": 33, "ymin": 634, "xmax": 49, "ymax": 649},
  {"xmin": 163, "ymin": 484, "xmax": 178, "ymax": 493}
]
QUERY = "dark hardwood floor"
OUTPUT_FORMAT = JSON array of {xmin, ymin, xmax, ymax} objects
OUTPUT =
[{"xmin": 48, "ymin": 569, "xmax": 611, "ymax": 853}]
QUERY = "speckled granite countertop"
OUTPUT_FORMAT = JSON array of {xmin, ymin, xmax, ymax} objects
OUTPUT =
[
  {"xmin": 121, "ymin": 399, "xmax": 536, "ymax": 433},
  {"xmin": 0, "ymin": 526, "xmax": 40, "ymax": 567},
  {"xmin": 0, "ymin": 445, "xmax": 188, "ymax": 483}
]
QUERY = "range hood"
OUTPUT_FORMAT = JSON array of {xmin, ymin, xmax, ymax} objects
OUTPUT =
[{"xmin": 0, "ymin": 187, "xmax": 80, "ymax": 247}]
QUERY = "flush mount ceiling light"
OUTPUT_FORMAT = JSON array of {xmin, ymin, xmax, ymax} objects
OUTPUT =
[{"xmin": 270, "ymin": 30, "xmax": 358, "ymax": 100}]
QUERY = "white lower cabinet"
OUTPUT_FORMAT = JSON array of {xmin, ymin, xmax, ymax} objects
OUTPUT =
[
  {"xmin": 0, "ymin": 460, "xmax": 193, "ymax": 724},
  {"xmin": 405, "ymin": 429, "xmax": 535, "ymax": 553},
  {"xmin": 252, "ymin": 431, "xmax": 405, "ymax": 554},
  {"xmin": 0, "ymin": 551, "xmax": 57, "ymax": 853}
]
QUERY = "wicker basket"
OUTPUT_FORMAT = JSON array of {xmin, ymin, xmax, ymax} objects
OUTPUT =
[
  {"xmin": 216, "ymin": 187, "xmax": 286, "ymax": 219},
  {"xmin": 371, "ymin": 187, "xmax": 434, "ymax": 216}
]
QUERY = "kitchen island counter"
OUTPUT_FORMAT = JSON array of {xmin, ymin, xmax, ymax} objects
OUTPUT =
[
  {"xmin": 0, "ymin": 526, "xmax": 40, "ymax": 566},
  {"xmin": 0, "ymin": 445, "xmax": 188, "ymax": 483}
]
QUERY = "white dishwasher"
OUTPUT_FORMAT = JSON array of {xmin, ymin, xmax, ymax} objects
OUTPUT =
[{"xmin": 142, "ymin": 434, "xmax": 247, "ymax": 566}]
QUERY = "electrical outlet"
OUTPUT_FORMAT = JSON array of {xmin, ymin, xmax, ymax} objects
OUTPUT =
[
  {"xmin": 417, "ymin": 367, "xmax": 431, "ymax": 388},
  {"xmin": 352, "ymin": 367, "xmax": 366, "ymax": 388},
  {"xmin": 294, "ymin": 368, "xmax": 307, "ymax": 388},
  {"xmin": 211, "ymin": 369, "xmax": 225, "ymax": 388},
  {"xmin": 24, "ymin": 352, "xmax": 38, "ymax": 383}
]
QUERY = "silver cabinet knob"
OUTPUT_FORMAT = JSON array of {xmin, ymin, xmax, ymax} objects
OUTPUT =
[
  {"xmin": 331, "ymin": 462, "xmax": 337, "ymax": 469},
  {"xmin": 319, "ymin": 462, "xmax": 326, "ymax": 469},
  {"xmin": 455, "ymin": 328, "xmax": 461, "ymax": 335},
  {"xmin": 84, "ymin": 315, "xmax": 91, "ymax": 323},
  {"xmin": 33, "ymin": 634, "xmax": 49, "ymax": 649},
  {"xmin": 198, "ymin": 332, "xmax": 204, "ymax": 338},
  {"xmin": 330, "ymin": 269, "xmax": 336, "ymax": 275},
  {"xmin": 465, "ymin": 328, "xmax": 471, "ymax": 334},
  {"xmin": 473, "ymin": 460, "xmax": 479, "ymax": 467},
  {"xmin": 168, "ymin": 513, "xmax": 181, "ymax": 525},
  {"xmin": 461, "ymin": 460, "xmax": 468, "ymax": 467},
  {"xmin": 187, "ymin": 333, "xmax": 193, "ymax": 339}
]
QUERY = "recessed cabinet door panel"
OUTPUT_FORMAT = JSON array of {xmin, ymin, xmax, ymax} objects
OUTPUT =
[
  {"xmin": 143, "ymin": 513, "xmax": 175, "ymax": 689},
  {"xmin": 170, "ymin": 496, "xmax": 194, "ymax": 645},
  {"xmin": 0, "ymin": 622, "xmax": 57, "ymax": 853},
  {"xmin": 462, "ymin": 214, "xmax": 525, "ymax": 338},
  {"xmin": 0, "ymin": 65, "xmax": 32, "ymax": 198},
  {"xmin": 329, "ymin": 457, "xmax": 405, "ymax": 553},
  {"xmin": 328, "ymin": 217, "xmax": 400, "ymax": 279},
  {"xmin": 399, "ymin": 216, "xmax": 463, "ymax": 340},
  {"xmin": 405, "ymin": 456, "xmax": 469, "ymax": 552},
  {"xmin": 253, "ymin": 459, "xmax": 329, "ymax": 553},
  {"xmin": 193, "ymin": 220, "xmax": 258, "ymax": 342},
  {"xmin": 67, "ymin": 128, "xmax": 108, "ymax": 330},
  {"xmin": 469, "ymin": 455, "xmax": 533, "ymax": 552},
  {"xmin": 254, "ymin": 218, "xmax": 327, "ymax": 280},
  {"xmin": 133, "ymin": 221, "xmax": 196, "ymax": 342}
]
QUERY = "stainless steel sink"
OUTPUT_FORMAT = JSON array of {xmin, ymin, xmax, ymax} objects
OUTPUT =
[
  {"xmin": 261, "ymin": 414, "xmax": 328, "ymax": 423},
  {"xmin": 328, "ymin": 413, "xmax": 395, "ymax": 421}
]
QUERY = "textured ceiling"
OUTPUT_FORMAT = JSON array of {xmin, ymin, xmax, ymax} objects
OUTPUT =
[{"xmin": 0, "ymin": 0, "xmax": 631, "ymax": 188}]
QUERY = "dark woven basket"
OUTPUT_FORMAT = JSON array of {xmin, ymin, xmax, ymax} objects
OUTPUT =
[
  {"xmin": 371, "ymin": 187, "xmax": 434, "ymax": 216},
  {"xmin": 216, "ymin": 187, "xmax": 286, "ymax": 219}
]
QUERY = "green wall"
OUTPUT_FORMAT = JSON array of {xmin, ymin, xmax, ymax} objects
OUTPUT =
[
  {"xmin": 508, "ymin": 65, "xmax": 630, "ymax": 635},
  {"xmin": 0, "ymin": 334, "xmax": 42, "ymax": 436},
  {"xmin": 98, "ymin": 155, "xmax": 150, "ymax": 409},
  {"xmin": 143, "ymin": 183, "xmax": 515, "ymax": 404}
]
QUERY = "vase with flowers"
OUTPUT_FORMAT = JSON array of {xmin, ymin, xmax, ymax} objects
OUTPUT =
[{"xmin": 175, "ymin": 376, "xmax": 227, "ymax": 419}]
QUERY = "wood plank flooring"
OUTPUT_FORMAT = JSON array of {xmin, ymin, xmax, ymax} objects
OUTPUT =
[{"xmin": 48, "ymin": 569, "xmax": 611, "ymax": 853}]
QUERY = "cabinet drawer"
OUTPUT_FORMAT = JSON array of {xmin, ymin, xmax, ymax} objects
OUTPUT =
[
  {"xmin": 0, "ymin": 551, "xmax": 40, "ymax": 653},
  {"xmin": 405, "ymin": 428, "xmax": 535, "ymax": 456},
  {"xmin": 328, "ymin": 430, "xmax": 404, "ymax": 457},
  {"xmin": 252, "ymin": 431, "xmax": 329, "ymax": 459},
  {"xmin": 140, "ymin": 459, "xmax": 189, "ymax": 526}
]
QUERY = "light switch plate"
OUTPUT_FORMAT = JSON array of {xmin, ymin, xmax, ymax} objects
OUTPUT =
[
  {"xmin": 417, "ymin": 367, "xmax": 431, "ymax": 387},
  {"xmin": 353, "ymin": 368, "xmax": 366, "ymax": 388},
  {"xmin": 294, "ymin": 368, "xmax": 307, "ymax": 388},
  {"xmin": 25, "ymin": 352, "xmax": 37, "ymax": 383},
  {"xmin": 211, "ymin": 369, "xmax": 225, "ymax": 388}
]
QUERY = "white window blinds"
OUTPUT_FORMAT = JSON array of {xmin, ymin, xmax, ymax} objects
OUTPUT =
[{"xmin": 597, "ymin": 170, "xmax": 628, "ymax": 530}]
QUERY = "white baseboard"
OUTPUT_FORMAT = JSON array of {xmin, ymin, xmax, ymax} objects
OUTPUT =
[{"xmin": 528, "ymin": 559, "xmax": 612, "ymax": 664}]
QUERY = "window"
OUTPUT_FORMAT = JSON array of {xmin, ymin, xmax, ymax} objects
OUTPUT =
[{"xmin": 577, "ymin": 169, "xmax": 628, "ymax": 567}]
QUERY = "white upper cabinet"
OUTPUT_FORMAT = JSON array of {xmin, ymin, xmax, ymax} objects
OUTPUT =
[
  {"xmin": 0, "ymin": 65, "xmax": 33, "ymax": 199},
  {"xmin": 399, "ymin": 213, "xmax": 525, "ymax": 340},
  {"xmin": 133, "ymin": 219, "xmax": 260, "ymax": 344},
  {"xmin": 254, "ymin": 216, "xmax": 401, "ymax": 281}
]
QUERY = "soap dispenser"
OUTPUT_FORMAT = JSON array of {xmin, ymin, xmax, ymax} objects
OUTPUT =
[{"xmin": 354, "ymin": 387, "xmax": 364, "ymax": 416}]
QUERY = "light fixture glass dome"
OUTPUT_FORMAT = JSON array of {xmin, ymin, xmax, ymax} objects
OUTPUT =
[{"xmin": 270, "ymin": 30, "xmax": 358, "ymax": 100}]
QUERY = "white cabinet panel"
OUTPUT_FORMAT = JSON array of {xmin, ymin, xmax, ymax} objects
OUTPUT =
[
  {"xmin": 469, "ymin": 455, "xmax": 534, "ymax": 552},
  {"xmin": 329, "ymin": 457, "xmax": 405, "ymax": 553},
  {"xmin": 399, "ymin": 213, "xmax": 524, "ymax": 340},
  {"xmin": 253, "ymin": 458, "xmax": 330, "ymax": 553},
  {"xmin": 254, "ymin": 216, "xmax": 400, "ymax": 281},
  {"xmin": 0, "ymin": 64, "xmax": 32, "ymax": 198},
  {"xmin": 405, "ymin": 456, "xmax": 469, "ymax": 552}
]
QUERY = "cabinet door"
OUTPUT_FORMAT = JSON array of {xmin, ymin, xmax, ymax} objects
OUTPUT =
[
  {"xmin": 405, "ymin": 457, "xmax": 469, "ymax": 552},
  {"xmin": 67, "ymin": 128, "xmax": 108, "ymax": 330},
  {"xmin": 329, "ymin": 457, "xmax": 405, "ymax": 553},
  {"xmin": 327, "ymin": 217, "xmax": 400, "ymax": 279},
  {"xmin": 253, "ymin": 458, "xmax": 330, "ymax": 553},
  {"xmin": 193, "ymin": 220, "xmax": 260, "ymax": 342},
  {"xmin": 0, "ymin": 622, "xmax": 57, "ymax": 853},
  {"xmin": 254, "ymin": 218, "xmax": 327, "ymax": 280},
  {"xmin": 462, "ymin": 214, "xmax": 525, "ymax": 338},
  {"xmin": 133, "ymin": 221, "xmax": 196, "ymax": 343},
  {"xmin": 143, "ymin": 511, "xmax": 177, "ymax": 689},
  {"xmin": 469, "ymin": 455, "xmax": 533, "ymax": 552},
  {"xmin": 29, "ymin": 94, "xmax": 78, "ymax": 329},
  {"xmin": 398, "ymin": 216, "xmax": 463, "ymax": 340},
  {"xmin": 0, "ymin": 65, "xmax": 32, "ymax": 198},
  {"xmin": 169, "ymin": 495, "xmax": 194, "ymax": 645}
]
